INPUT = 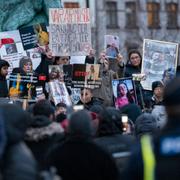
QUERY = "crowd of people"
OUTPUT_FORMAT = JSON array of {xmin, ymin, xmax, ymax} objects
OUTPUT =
[{"xmin": 0, "ymin": 44, "xmax": 180, "ymax": 180}]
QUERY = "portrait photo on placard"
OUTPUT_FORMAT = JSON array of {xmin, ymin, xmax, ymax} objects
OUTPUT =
[
  {"xmin": 112, "ymin": 78, "xmax": 137, "ymax": 109},
  {"xmin": 141, "ymin": 39, "xmax": 178, "ymax": 90},
  {"xmin": 105, "ymin": 35, "xmax": 119, "ymax": 59}
]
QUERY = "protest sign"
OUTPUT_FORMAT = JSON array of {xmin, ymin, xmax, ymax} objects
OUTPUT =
[
  {"xmin": 70, "ymin": 88, "xmax": 81, "ymax": 105},
  {"xmin": 105, "ymin": 35, "xmax": 119, "ymax": 59},
  {"xmin": 9, "ymin": 73, "xmax": 38, "ymax": 99},
  {"xmin": 0, "ymin": 30, "xmax": 27, "ymax": 73},
  {"xmin": 72, "ymin": 64, "xmax": 101, "ymax": 88},
  {"xmin": 19, "ymin": 23, "xmax": 48, "ymax": 50},
  {"xmin": 112, "ymin": 78, "xmax": 137, "ymax": 109},
  {"xmin": 49, "ymin": 8, "xmax": 91, "ymax": 56},
  {"xmin": 63, "ymin": 64, "xmax": 73, "ymax": 86},
  {"xmin": 70, "ymin": 56, "xmax": 86, "ymax": 64},
  {"xmin": 141, "ymin": 39, "xmax": 178, "ymax": 90},
  {"xmin": 48, "ymin": 81, "xmax": 72, "ymax": 106},
  {"xmin": 49, "ymin": 65, "xmax": 64, "ymax": 81}
]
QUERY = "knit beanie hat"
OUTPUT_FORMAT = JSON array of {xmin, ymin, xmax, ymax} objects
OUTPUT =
[{"xmin": 152, "ymin": 81, "xmax": 163, "ymax": 92}]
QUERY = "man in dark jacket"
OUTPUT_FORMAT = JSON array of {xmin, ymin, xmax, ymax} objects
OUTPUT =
[
  {"xmin": 77, "ymin": 88, "xmax": 103, "ymax": 110},
  {"xmin": 0, "ymin": 104, "xmax": 38, "ymax": 180},
  {"xmin": 124, "ymin": 77, "xmax": 180, "ymax": 180},
  {"xmin": 0, "ymin": 59, "xmax": 9, "ymax": 97},
  {"xmin": 46, "ymin": 110, "xmax": 119, "ymax": 180}
]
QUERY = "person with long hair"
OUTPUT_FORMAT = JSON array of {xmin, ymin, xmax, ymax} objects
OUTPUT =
[{"xmin": 115, "ymin": 81, "xmax": 135, "ymax": 109}]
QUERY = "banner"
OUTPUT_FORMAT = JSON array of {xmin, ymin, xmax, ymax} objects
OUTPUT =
[
  {"xmin": 19, "ymin": 23, "xmax": 48, "ymax": 50},
  {"xmin": 141, "ymin": 39, "xmax": 178, "ymax": 90},
  {"xmin": 112, "ymin": 78, "xmax": 137, "ymax": 109},
  {"xmin": 49, "ymin": 8, "xmax": 91, "ymax": 56}
]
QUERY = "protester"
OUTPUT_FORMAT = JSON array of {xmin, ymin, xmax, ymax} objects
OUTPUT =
[
  {"xmin": 162, "ymin": 68, "xmax": 176, "ymax": 85},
  {"xmin": 135, "ymin": 113, "xmax": 158, "ymax": 139},
  {"xmin": 95, "ymin": 107, "xmax": 135, "ymax": 154},
  {"xmin": 0, "ymin": 104, "xmax": 38, "ymax": 180},
  {"xmin": 55, "ymin": 102, "xmax": 67, "ymax": 116},
  {"xmin": 46, "ymin": 110, "xmax": 120, "ymax": 180},
  {"xmin": 0, "ymin": 59, "xmax": 9, "ymax": 98},
  {"xmin": 25, "ymin": 115, "xmax": 64, "ymax": 170},
  {"xmin": 124, "ymin": 77, "xmax": 180, "ymax": 180},
  {"xmin": 151, "ymin": 81, "xmax": 164, "ymax": 107},
  {"xmin": 9, "ymin": 56, "xmax": 37, "ymax": 99},
  {"xmin": 77, "ymin": 88, "xmax": 103, "ymax": 110},
  {"xmin": 33, "ymin": 99, "xmax": 55, "ymax": 121},
  {"xmin": 54, "ymin": 56, "xmax": 70, "ymax": 65},
  {"xmin": 119, "ymin": 103, "xmax": 142, "ymax": 123},
  {"xmin": 124, "ymin": 49, "xmax": 142, "ymax": 77},
  {"xmin": 93, "ymin": 57, "xmax": 118, "ymax": 106}
]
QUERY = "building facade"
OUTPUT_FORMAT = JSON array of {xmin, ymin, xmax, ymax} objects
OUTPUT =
[{"xmin": 61, "ymin": 0, "xmax": 180, "ymax": 63}]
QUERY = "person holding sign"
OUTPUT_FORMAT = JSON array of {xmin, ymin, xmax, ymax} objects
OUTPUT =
[
  {"xmin": 0, "ymin": 59, "xmax": 10, "ymax": 97},
  {"xmin": 9, "ymin": 56, "xmax": 37, "ymax": 99},
  {"xmin": 93, "ymin": 54, "xmax": 118, "ymax": 106},
  {"xmin": 54, "ymin": 56, "xmax": 70, "ymax": 65},
  {"xmin": 77, "ymin": 88, "xmax": 103, "ymax": 110}
]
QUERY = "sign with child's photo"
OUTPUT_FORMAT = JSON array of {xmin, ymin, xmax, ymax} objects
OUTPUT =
[
  {"xmin": 141, "ymin": 39, "xmax": 178, "ymax": 90},
  {"xmin": 49, "ymin": 8, "xmax": 91, "ymax": 56},
  {"xmin": 48, "ymin": 81, "xmax": 72, "ymax": 106},
  {"xmin": 49, "ymin": 65, "xmax": 64, "ymax": 82},
  {"xmin": 112, "ymin": 78, "xmax": 137, "ymax": 109},
  {"xmin": 72, "ymin": 64, "xmax": 101, "ymax": 88},
  {"xmin": 105, "ymin": 35, "xmax": 119, "ymax": 59}
]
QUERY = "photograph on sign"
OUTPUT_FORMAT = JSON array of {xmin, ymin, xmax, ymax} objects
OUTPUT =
[
  {"xmin": 141, "ymin": 39, "xmax": 178, "ymax": 90},
  {"xmin": 105, "ymin": 35, "xmax": 119, "ymax": 59},
  {"xmin": 112, "ymin": 78, "xmax": 137, "ymax": 109}
]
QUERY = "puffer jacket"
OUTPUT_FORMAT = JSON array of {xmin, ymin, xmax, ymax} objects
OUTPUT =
[{"xmin": 25, "ymin": 115, "xmax": 64, "ymax": 170}]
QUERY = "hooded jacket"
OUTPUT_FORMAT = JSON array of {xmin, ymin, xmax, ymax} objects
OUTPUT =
[
  {"xmin": 0, "ymin": 104, "xmax": 38, "ymax": 180},
  {"xmin": 0, "ymin": 60, "xmax": 9, "ymax": 97},
  {"xmin": 25, "ymin": 115, "xmax": 64, "ymax": 169}
]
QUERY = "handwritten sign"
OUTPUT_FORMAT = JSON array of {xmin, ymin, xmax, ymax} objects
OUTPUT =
[{"xmin": 49, "ymin": 8, "xmax": 91, "ymax": 56}]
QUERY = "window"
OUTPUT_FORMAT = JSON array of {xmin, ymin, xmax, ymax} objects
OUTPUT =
[
  {"xmin": 106, "ymin": 2, "xmax": 118, "ymax": 28},
  {"xmin": 147, "ymin": 2, "xmax": 160, "ymax": 29},
  {"xmin": 64, "ymin": 2, "xmax": 79, "ymax": 8},
  {"xmin": 125, "ymin": 2, "xmax": 138, "ymax": 29},
  {"xmin": 166, "ymin": 3, "xmax": 178, "ymax": 29}
]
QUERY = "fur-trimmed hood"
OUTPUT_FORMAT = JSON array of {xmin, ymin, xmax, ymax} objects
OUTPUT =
[{"xmin": 25, "ymin": 122, "xmax": 64, "ymax": 142}]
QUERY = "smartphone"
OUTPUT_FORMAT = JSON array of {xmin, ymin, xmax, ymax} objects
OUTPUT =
[
  {"xmin": 73, "ymin": 105, "xmax": 84, "ymax": 112},
  {"xmin": 121, "ymin": 114, "xmax": 128, "ymax": 132}
]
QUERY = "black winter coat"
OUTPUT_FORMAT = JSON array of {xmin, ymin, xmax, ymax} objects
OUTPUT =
[
  {"xmin": 25, "ymin": 115, "xmax": 64, "ymax": 170},
  {"xmin": 46, "ymin": 136, "xmax": 119, "ymax": 180},
  {"xmin": 124, "ymin": 122, "xmax": 180, "ymax": 180},
  {"xmin": 0, "ymin": 76, "xmax": 8, "ymax": 97},
  {"xmin": 3, "ymin": 142, "xmax": 38, "ymax": 180}
]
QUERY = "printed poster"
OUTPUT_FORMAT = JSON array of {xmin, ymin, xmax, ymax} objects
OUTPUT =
[{"xmin": 141, "ymin": 39, "xmax": 178, "ymax": 90}]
